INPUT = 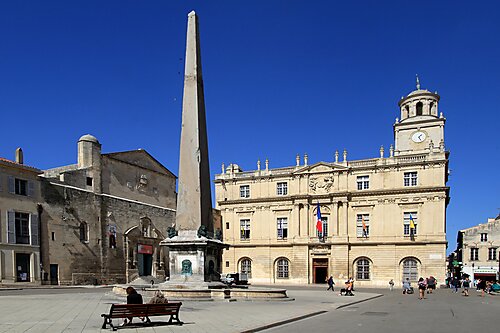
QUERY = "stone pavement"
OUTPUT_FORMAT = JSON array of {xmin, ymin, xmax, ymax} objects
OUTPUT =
[{"xmin": 0, "ymin": 286, "xmax": 380, "ymax": 333}]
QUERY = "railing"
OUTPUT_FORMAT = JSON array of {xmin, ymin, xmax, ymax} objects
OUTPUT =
[
  {"xmin": 348, "ymin": 159, "xmax": 378, "ymax": 167},
  {"xmin": 395, "ymin": 154, "xmax": 427, "ymax": 164}
]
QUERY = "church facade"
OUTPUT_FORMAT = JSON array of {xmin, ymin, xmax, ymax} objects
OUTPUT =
[
  {"xmin": 40, "ymin": 135, "xmax": 177, "ymax": 285},
  {"xmin": 215, "ymin": 83, "xmax": 450, "ymax": 287}
]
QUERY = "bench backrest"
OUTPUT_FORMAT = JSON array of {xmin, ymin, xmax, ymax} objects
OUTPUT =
[{"xmin": 109, "ymin": 302, "xmax": 182, "ymax": 317}]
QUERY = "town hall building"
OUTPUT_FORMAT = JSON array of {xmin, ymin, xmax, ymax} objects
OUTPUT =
[{"xmin": 215, "ymin": 80, "xmax": 450, "ymax": 287}]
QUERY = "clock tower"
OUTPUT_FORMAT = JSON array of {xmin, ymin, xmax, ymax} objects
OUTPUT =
[{"xmin": 394, "ymin": 76, "xmax": 445, "ymax": 156}]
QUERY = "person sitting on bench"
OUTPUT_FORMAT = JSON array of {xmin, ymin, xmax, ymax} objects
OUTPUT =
[{"xmin": 122, "ymin": 286, "xmax": 144, "ymax": 326}]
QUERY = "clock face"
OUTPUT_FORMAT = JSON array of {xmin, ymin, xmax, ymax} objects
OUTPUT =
[{"xmin": 412, "ymin": 131, "xmax": 427, "ymax": 143}]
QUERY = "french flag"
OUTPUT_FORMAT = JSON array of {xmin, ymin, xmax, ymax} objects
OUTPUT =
[{"xmin": 316, "ymin": 202, "xmax": 322, "ymax": 233}]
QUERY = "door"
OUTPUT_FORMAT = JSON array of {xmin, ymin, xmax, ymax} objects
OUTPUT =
[
  {"xmin": 16, "ymin": 253, "xmax": 31, "ymax": 282},
  {"xmin": 138, "ymin": 254, "xmax": 153, "ymax": 276},
  {"xmin": 313, "ymin": 258, "xmax": 329, "ymax": 284},
  {"xmin": 50, "ymin": 264, "xmax": 59, "ymax": 285}
]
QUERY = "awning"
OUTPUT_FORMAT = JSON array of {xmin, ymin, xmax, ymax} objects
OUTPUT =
[{"xmin": 474, "ymin": 273, "xmax": 497, "ymax": 277}]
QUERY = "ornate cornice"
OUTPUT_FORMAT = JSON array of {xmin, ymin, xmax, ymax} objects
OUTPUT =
[{"xmin": 216, "ymin": 186, "xmax": 449, "ymax": 206}]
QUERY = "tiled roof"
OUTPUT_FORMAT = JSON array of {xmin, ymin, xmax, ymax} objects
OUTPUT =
[{"xmin": 0, "ymin": 157, "xmax": 42, "ymax": 173}]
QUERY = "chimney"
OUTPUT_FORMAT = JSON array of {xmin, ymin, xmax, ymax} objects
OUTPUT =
[{"xmin": 15, "ymin": 148, "xmax": 24, "ymax": 164}]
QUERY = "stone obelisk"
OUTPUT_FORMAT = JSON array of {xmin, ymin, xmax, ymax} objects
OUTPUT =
[
  {"xmin": 161, "ymin": 11, "xmax": 226, "ymax": 285},
  {"xmin": 176, "ymin": 10, "xmax": 213, "ymax": 236}
]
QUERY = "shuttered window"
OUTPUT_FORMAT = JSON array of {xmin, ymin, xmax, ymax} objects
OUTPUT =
[{"xmin": 7, "ymin": 211, "xmax": 37, "ymax": 245}]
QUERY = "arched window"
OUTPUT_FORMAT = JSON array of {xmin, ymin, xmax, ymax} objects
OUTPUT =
[
  {"xmin": 402, "ymin": 258, "xmax": 418, "ymax": 281},
  {"xmin": 79, "ymin": 222, "xmax": 88, "ymax": 242},
  {"xmin": 356, "ymin": 258, "xmax": 370, "ymax": 280},
  {"xmin": 240, "ymin": 258, "xmax": 252, "ymax": 278},
  {"xmin": 403, "ymin": 105, "xmax": 409, "ymax": 119},
  {"xmin": 276, "ymin": 258, "xmax": 289, "ymax": 279},
  {"xmin": 416, "ymin": 102, "xmax": 423, "ymax": 116}
]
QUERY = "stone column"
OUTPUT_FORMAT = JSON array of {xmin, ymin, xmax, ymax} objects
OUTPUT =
[
  {"xmin": 305, "ymin": 204, "xmax": 310, "ymax": 237},
  {"xmin": 293, "ymin": 203, "xmax": 300, "ymax": 237},
  {"xmin": 133, "ymin": 246, "xmax": 137, "ymax": 268},
  {"xmin": 343, "ymin": 201, "xmax": 349, "ymax": 237}
]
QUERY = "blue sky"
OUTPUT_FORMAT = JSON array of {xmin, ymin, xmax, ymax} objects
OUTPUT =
[{"xmin": 1, "ymin": 1, "xmax": 499, "ymax": 252}]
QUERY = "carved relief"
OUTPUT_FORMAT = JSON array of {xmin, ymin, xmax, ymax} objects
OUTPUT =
[
  {"xmin": 309, "ymin": 176, "xmax": 334, "ymax": 192},
  {"xmin": 137, "ymin": 174, "xmax": 148, "ymax": 192}
]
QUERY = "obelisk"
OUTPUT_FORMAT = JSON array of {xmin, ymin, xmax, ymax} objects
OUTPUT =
[
  {"xmin": 176, "ymin": 10, "xmax": 213, "ymax": 235},
  {"xmin": 160, "ymin": 11, "xmax": 226, "ymax": 285}
]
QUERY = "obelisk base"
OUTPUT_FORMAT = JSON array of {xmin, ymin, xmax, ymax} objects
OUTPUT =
[{"xmin": 160, "ymin": 231, "xmax": 228, "ymax": 285}]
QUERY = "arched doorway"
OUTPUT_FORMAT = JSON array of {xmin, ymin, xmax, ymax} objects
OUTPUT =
[{"xmin": 124, "ymin": 217, "xmax": 166, "ymax": 282}]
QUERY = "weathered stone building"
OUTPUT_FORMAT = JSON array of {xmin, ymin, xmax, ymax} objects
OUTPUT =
[
  {"xmin": 40, "ymin": 135, "xmax": 177, "ymax": 285},
  {"xmin": 456, "ymin": 214, "xmax": 500, "ymax": 281},
  {"xmin": 0, "ymin": 149, "xmax": 43, "ymax": 284},
  {"xmin": 215, "ymin": 81, "xmax": 450, "ymax": 287}
]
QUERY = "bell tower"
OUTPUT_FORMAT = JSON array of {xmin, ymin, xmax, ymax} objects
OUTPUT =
[{"xmin": 394, "ymin": 76, "xmax": 445, "ymax": 156}]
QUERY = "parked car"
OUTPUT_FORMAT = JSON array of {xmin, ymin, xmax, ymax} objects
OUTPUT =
[{"xmin": 221, "ymin": 273, "xmax": 248, "ymax": 285}]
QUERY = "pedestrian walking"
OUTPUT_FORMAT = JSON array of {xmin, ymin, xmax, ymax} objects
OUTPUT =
[
  {"xmin": 462, "ymin": 277, "xmax": 470, "ymax": 296},
  {"xmin": 427, "ymin": 276, "xmax": 436, "ymax": 294},
  {"xmin": 326, "ymin": 276, "xmax": 335, "ymax": 291},
  {"xmin": 417, "ymin": 277, "xmax": 427, "ymax": 300},
  {"xmin": 402, "ymin": 278, "xmax": 412, "ymax": 294},
  {"xmin": 452, "ymin": 277, "xmax": 460, "ymax": 293},
  {"xmin": 477, "ymin": 279, "xmax": 487, "ymax": 297},
  {"xmin": 389, "ymin": 279, "xmax": 394, "ymax": 291}
]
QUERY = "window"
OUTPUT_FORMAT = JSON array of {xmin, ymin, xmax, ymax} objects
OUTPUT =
[
  {"xmin": 240, "ymin": 185, "xmax": 250, "ymax": 198},
  {"xmin": 277, "ymin": 182, "xmax": 288, "ymax": 195},
  {"xmin": 357, "ymin": 176, "xmax": 369, "ymax": 190},
  {"xmin": 403, "ymin": 212, "xmax": 417, "ymax": 236},
  {"xmin": 404, "ymin": 172, "xmax": 418, "ymax": 186},
  {"xmin": 225, "ymin": 222, "xmax": 230, "ymax": 230},
  {"xmin": 277, "ymin": 217, "xmax": 288, "ymax": 239},
  {"xmin": 15, "ymin": 212, "xmax": 30, "ymax": 244},
  {"xmin": 240, "ymin": 219, "xmax": 250, "ymax": 240},
  {"xmin": 51, "ymin": 232, "xmax": 56, "ymax": 241},
  {"xmin": 317, "ymin": 217, "xmax": 328, "ymax": 238},
  {"xmin": 470, "ymin": 248, "xmax": 479, "ymax": 261},
  {"xmin": 356, "ymin": 259, "xmax": 370, "ymax": 280},
  {"xmin": 276, "ymin": 258, "xmax": 289, "ymax": 279},
  {"xmin": 225, "ymin": 261, "xmax": 229, "ymax": 268},
  {"xmin": 416, "ymin": 102, "xmax": 423, "ymax": 116},
  {"xmin": 79, "ymin": 222, "xmax": 89, "ymax": 243},
  {"xmin": 488, "ymin": 248, "xmax": 497, "ymax": 261},
  {"xmin": 240, "ymin": 258, "xmax": 252, "ymax": 278},
  {"xmin": 356, "ymin": 214, "xmax": 370, "ymax": 237},
  {"xmin": 481, "ymin": 233, "xmax": 488, "ymax": 242},
  {"xmin": 86, "ymin": 177, "xmax": 93, "ymax": 186},
  {"xmin": 15, "ymin": 178, "xmax": 27, "ymax": 196},
  {"xmin": 402, "ymin": 258, "xmax": 418, "ymax": 281}
]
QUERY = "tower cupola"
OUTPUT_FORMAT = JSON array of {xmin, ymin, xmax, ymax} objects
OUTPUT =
[{"xmin": 398, "ymin": 75, "xmax": 440, "ymax": 121}]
